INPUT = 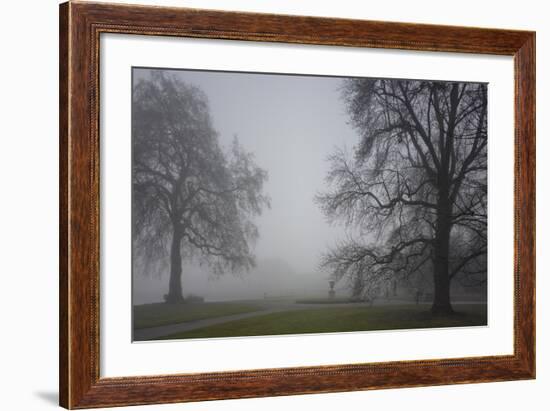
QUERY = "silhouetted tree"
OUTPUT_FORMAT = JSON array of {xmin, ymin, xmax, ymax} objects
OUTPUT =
[
  {"xmin": 133, "ymin": 71, "xmax": 270, "ymax": 303},
  {"xmin": 317, "ymin": 79, "xmax": 487, "ymax": 314}
]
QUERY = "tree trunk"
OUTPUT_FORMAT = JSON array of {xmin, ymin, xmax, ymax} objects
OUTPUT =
[
  {"xmin": 165, "ymin": 228, "xmax": 184, "ymax": 304},
  {"xmin": 432, "ymin": 192, "xmax": 454, "ymax": 315}
]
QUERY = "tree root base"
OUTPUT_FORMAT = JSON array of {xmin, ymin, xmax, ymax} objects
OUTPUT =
[{"xmin": 430, "ymin": 304, "xmax": 455, "ymax": 315}]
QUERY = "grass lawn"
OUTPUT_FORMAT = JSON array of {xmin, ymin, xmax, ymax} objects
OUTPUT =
[
  {"xmin": 133, "ymin": 301, "xmax": 264, "ymax": 329},
  {"xmin": 160, "ymin": 303, "xmax": 487, "ymax": 340}
]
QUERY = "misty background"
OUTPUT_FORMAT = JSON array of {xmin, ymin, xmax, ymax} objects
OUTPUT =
[{"xmin": 133, "ymin": 68, "xmax": 355, "ymax": 304}]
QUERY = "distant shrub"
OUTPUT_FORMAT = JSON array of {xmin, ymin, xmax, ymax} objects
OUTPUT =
[
  {"xmin": 185, "ymin": 294, "xmax": 205, "ymax": 303},
  {"xmin": 295, "ymin": 297, "xmax": 354, "ymax": 305}
]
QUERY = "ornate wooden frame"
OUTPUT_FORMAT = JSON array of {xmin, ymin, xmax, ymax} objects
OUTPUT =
[{"xmin": 59, "ymin": 1, "xmax": 535, "ymax": 408}]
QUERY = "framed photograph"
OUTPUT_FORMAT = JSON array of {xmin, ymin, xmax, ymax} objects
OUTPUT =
[{"xmin": 59, "ymin": 1, "xmax": 535, "ymax": 408}]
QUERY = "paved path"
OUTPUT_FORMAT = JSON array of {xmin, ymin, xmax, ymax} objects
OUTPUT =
[
  {"xmin": 133, "ymin": 299, "xmax": 485, "ymax": 341},
  {"xmin": 134, "ymin": 307, "xmax": 281, "ymax": 341}
]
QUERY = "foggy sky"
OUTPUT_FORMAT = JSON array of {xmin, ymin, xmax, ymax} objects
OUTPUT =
[{"xmin": 133, "ymin": 68, "xmax": 359, "ymax": 304}]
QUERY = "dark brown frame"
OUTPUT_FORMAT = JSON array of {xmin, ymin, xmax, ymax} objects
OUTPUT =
[{"xmin": 59, "ymin": 1, "xmax": 536, "ymax": 409}]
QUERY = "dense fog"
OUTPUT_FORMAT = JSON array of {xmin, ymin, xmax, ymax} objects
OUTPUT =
[{"xmin": 133, "ymin": 68, "xmax": 354, "ymax": 304}]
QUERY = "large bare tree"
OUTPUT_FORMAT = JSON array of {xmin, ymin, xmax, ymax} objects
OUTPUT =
[
  {"xmin": 132, "ymin": 71, "xmax": 270, "ymax": 303},
  {"xmin": 317, "ymin": 79, "xmax": 487, "ymax": 314}
]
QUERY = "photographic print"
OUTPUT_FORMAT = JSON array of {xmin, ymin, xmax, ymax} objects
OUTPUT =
[
  {"xmin": 132, "ymin": 67, "xmax": 488, "ymax": 342},
  {"xmin": 60, "ymin": 5, "xmax": 535, "ymax": 406}
]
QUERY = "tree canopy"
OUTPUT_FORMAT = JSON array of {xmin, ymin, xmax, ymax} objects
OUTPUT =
[{"xmin": 317, "ymin": 78, "xmax": 487, "ymax": 313}]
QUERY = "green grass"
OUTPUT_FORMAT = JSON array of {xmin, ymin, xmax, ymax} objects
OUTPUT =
[
  {"xmin": 160, "ymin": 304, "xmax": 487, "ymax": 340},
  {"xmin": 133, "ymin": 301, "xmax": 264, "ymax": 329}
]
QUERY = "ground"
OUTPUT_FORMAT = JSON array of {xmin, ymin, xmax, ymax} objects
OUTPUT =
[
  {"xmin": 133, "ymin": 301, "xmax": 263, "ymax": 329},
  {"xmin": 133, "ymin": 299, "xmax": 487, "ymax": 341}
]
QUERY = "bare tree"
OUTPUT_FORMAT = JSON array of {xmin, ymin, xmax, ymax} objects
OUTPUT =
[
  {"xmin": 317, "ymin": 79, "xmax": 487, "ymax": 314},
  {"xmin": 132, "ymin": 71, "xmax": 270, "ymax": 303}
]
